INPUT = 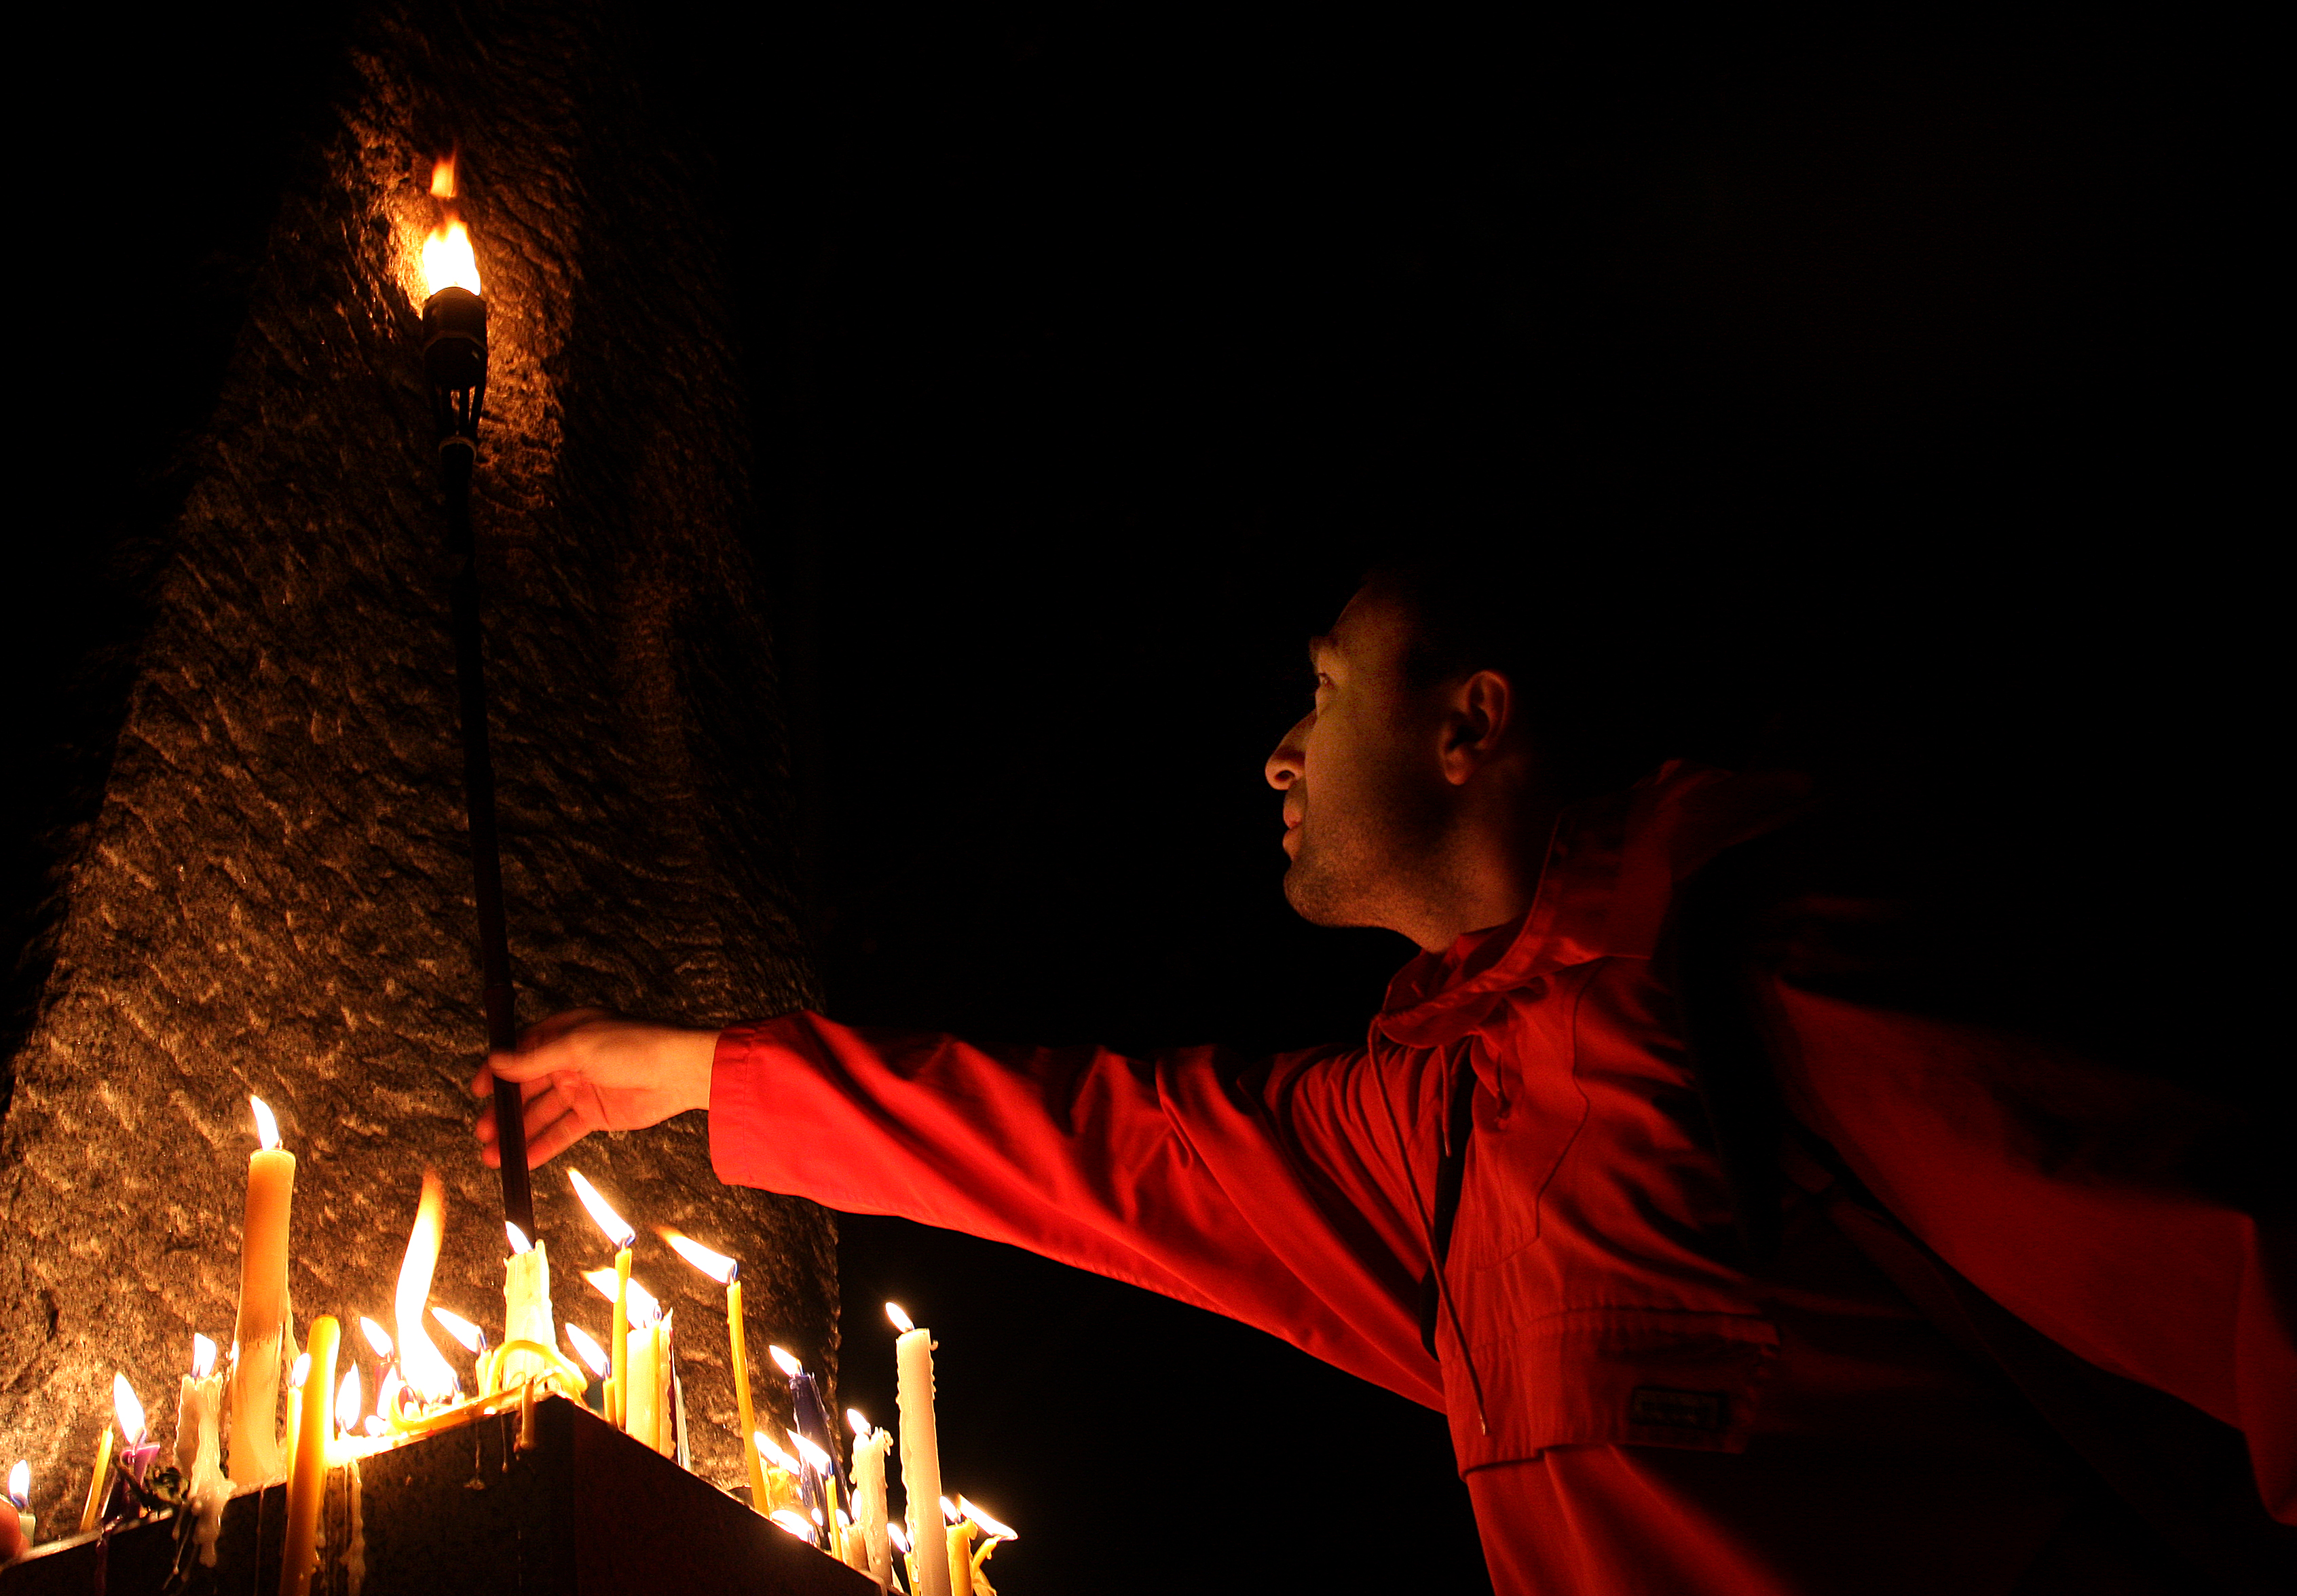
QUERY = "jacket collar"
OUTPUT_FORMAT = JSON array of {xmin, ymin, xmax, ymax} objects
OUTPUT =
[{"xmin": 1372, "ymin": 761, "xmax": 1810, "ymax": 1048}]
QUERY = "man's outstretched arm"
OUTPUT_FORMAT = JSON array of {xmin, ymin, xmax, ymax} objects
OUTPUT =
[{"xmin": 473, "ymin": 1009, "xmax": 1448, "ymax": 1411}]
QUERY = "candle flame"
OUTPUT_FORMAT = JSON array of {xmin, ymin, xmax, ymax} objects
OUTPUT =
[
  {"xmin": 662, "ymin": 1232, "xmax": 738, "ymax": 1285},
  {"xmin": 564, "ymin": 1324, "xmax": 610, "ymax": 1378},
  {"xmin": 112, "ymin": 1373, "xmax": 146, "ymax": 1444},
  {"xmin": 753, "ymin": 1431, "xmax": 800, "ymax": 1472},
  {"xmin": 582, "ymin": 1268, "xmax": 662, "ymax": 1325},
  {"xmin": 394, "ymin": 1168, "xmax": 458, "ymax": 1403},
  {"xmin": 889, "ymin": 1525, "xmax": 911, "ymax": 1555},
  {"xmin": 768, "ymin": 1345, "xmax": 804, "ymax": 1379},
  {"xmin": 940, "ymin": 1496, "xmax": 962, "ymax": 1525},
  {"xmin": 431, "ymin": 1306, "xmax": 485, "ymax": 1354},
  {"xmin": 377, "ymin": 1368, "xmax": 403, "ymax": 1419},
  {"xmin": 768, "ymin": 1509, "xmax": 815, "ymax": 1540},
  {"xmin": 506, "ymin": 1221, "xmax": 533, "ymax": 1255},
  {"xmin": 958, "ymin": 1496, "xmax": 1017, "ymax": 1541},
  {"xmin": 420, "ymin": 218, "xmax": 482, "ymax": 299},
  {"xmin": 364, "ymin": 1415, "xmax": 390, "ymax": 1437},
  {"xmin": 567, "ymin": 1171, "xmax": 637, "ymax": 1249},
  {"xmin": 249, "ymin": 1097, "xmax": 281, "ymax": 1151},
  {"xmin": 359, "ymin": 1316, "xmax": 394, "ymax": 1359},
  {"xmin": 5, "ymin": 1460, "xmax": 26, "ymax": 1507},
  {"xmin": 884, "ymin": 1302, "xmax": 914, "ymax": 1334},
  {"xmin": 291, "ymin": 1353, "xmax": 312, "ymax": 1390},
  {"xmin": 337, "ymin": 1367, "xmax": 362, "ymax": 1432},
  {"xmin": 191, "ymin": 1333, "xmax": 219, "ymax": 1379},
  {"xmin": 430, "ymin": 156, "xmax": 457, "ymax": 200},
  {"xmin": 846, "ymin": 1407, "xmax": 871, "ymax": 1438},
  {"xmin": 789, "ymin": 1430, "xmax": 832, "ymax": 1475}
]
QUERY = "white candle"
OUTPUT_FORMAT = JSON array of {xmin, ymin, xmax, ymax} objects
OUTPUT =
[
  {"xmin": 887, "ymin": 1303, "xmax": 952, "ymax": 1596},
  {"xmin": 848, "ymin": 1410, "xmax": 894, "ymax": 1593},
  {"xmin": 173, "ymin": 1335, "xmax": 226, "ymax": 1565},
  {"xmin": 228, "ymin": 1098, "xmax": 295, "ymax": 1485},
  {"xmin": 502, "ymin": 1223, "xmax": 555, "ymax": 1390},
  {"xmin": 624, "ymin": 1310, "xmax": 674, "ymax": 1458}
]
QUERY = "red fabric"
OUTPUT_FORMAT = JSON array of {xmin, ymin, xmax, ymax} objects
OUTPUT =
[{"xmin": 708, "ymin": 763, "xmax": 2289, "ymax": 1592}]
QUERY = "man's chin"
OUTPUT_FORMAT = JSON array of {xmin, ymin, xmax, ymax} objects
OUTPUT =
[{"xmin": 1281, "ymin": 857, "xmax": 1367, "ymax": 929}]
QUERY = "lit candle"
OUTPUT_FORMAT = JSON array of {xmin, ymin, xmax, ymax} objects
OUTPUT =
[
  {"xmin": 229, "ymin": 1097, "xmax": 296, "ymax": 1485},
  {"xmin": 847, "ymin": 1409, "xmax": 893, "ymax": 1593},
  {"xmin": 75, "ymin": 1405, "xmax": 112, "ymax": 1535},
  {"xmin": 432, "ymin": 1305, "xmax": 487, "ymax": 1375},
  {"xmin": 941, "ymin": 1499, "xmax": 975, "ymax": 1596},
  {"xmin": 281, "ymin": 1316, "xmax": 339, "ymax": 1596},
  {"xmin": 502, "ymin": 1222, "xmax": 555, "ymax": 1391},
  {"xmin": 887, "ymin": 1303, "xmax": 952, "ymax": 1596},
  {"xmin": 958, "ymin": 1496, "xmax": 1015, "ymax": 1596},
  {"xmin": 891, "ymin": 1523, "xmax": 919, "ymax": 1596},
  {"xmin": 563, "ymin": 1324, "xmax": 610, "ymax": 1411},
  {"xmin": 6, "ymin": 1460, "xmax": 31, "ymax": 1551},
  {"xmin": 174, "ymin": 1335, "xmax": 226, "ymax": 1565},
  {"xmin": 394, "ymin": 1169, "xmax": 460, "ymax": 1405},
  {"xmin": 569, "ymin": 1171, "xmax": 636, "ymax": 1430},
  {"xmin": 771, "ymin": 1345, "xmax": 841, "ymax": 1544},
  {"xmin": 753, "ymin": 1431, "xmax": 806, "ymax": 1517},
  {"xmin": 664, "ymin": 1233, "xmax": 766, "ymax": 1510}
]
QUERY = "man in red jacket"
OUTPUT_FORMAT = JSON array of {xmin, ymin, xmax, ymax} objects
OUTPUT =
[{"xmin": 474, "ymin": 565, "xmax": 2290, "ymax": 1593}]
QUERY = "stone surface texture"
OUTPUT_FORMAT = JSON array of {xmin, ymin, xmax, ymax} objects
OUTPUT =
[{"xmin": 0, "ymin": 0, "xmax": 832, "ymax": 1529}]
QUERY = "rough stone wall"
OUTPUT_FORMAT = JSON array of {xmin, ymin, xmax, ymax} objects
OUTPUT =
[{"xmin": 0, "ymin": 0, "xmax": 832, "ymax": 1527}]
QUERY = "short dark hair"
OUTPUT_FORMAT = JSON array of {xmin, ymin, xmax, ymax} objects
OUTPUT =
[{"xmin": 1364, "ymin": 539, "xmax": 1740, "ymax": 799}]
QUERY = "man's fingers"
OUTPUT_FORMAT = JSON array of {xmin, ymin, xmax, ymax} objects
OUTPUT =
[
  {"xmin": 524, "ymin": 1113, "xmax": 591, "ymax": 1169},
  {"xmin": 517, "ymin": 1007, "xmax": 614, "ymax": 1052}
]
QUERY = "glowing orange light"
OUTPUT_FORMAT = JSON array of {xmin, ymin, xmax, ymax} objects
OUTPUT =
[
  {"xmin": 250, "ymin": 1097, "xmax": 282, "ymax": 1151},
  {"xmin": 664, "ymin": 1232, "xmax": 738, "ymax": 1285},
  {"xmin": 846, "ymin": 1407, "xmax": 872, "ymax": 1439},
  {"xmin": 394, "ymin": 1169, "xmax": 459, "ymax": 1403},
  {"xmin": 359, "ymin": 1317, "xmax": 394, "ymax": 1359},
  {"xmin": 958, "ymin": 1496, "xmax": 1017, "ymax": 1541},
  {"xmin": 768, "ymin": 1345, "xmax": 804, "ymax": 1380},
  {"xmin": 564, "ymin": 1324, "xmax": 610, "ymax": 1378},
  {"xmin": 885, "ymin": 1302, "xmax": 914, "ymax": 1334},
  {"xmin": 421, "ymin": 219, "xmax": 482, "ymax": 300},
  {"xmin": 431, "ymin": 1306, "xmax": 484, "ymax": 1355},
  {"xmin": 430, "ymin": 157, "xmax": 457, "ymax": 200},
  {"xmin": 569, "ymin": 1171, "xmax": 637, "ymax": 1249}
]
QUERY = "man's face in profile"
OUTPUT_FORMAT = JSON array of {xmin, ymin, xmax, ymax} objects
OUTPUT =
[{"xmin": 1265, "ymin": 586, "xmax": 1448, "ymax": 932}]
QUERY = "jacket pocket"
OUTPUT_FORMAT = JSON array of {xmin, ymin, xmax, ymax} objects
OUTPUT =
[{"xmin": 1445, "ymin": 1306, "xmax": 1779, "ymax": 1474}]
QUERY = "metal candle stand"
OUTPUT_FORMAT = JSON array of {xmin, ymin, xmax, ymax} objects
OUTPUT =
[{"xmin": 421, "ymin": 279, "xmax": 535, "ymax": 1239}]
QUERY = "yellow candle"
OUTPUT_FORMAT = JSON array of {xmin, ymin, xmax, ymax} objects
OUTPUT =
[
  {"xmin": 280, "ymin": 1316, "xmax": 338, "ymax": 1596},
  {"xmin": 622, "ymin": 1312, "xmax": 674, "ymax": 1458},
  {"xmin": 946, "ymin": 1515, "xmax": 977, "ymax": 1596},
  {"xmin": 75, "ymin": 1419, "xmax": 113, "ymax": 1535},
  {"xmin": 663, "ymin": 1234, "xmax": 764, "ymax": 1508},
  {"xmin": 567, "ymin": 1171, "xmax": 637, "ymax": 1432},
  {"xmin": 229, "ymin": 1098, "xmax": 295, "ymax": 1485},
  {"xmin": 281, "ymin": 1355, "xmax": 310, "ymax": 1481},
  {"xmin": 887, "ymin": 1304, "xmax": 952, "ymax": 1596}
]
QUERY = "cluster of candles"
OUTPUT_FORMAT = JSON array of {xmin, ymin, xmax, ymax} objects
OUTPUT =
[{"xmin": 19, "ymin": 1099, "xmax": 1014, "ymax": 1596}]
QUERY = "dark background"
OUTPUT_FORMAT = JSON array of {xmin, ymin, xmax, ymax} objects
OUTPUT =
[{"xmin": 14, "ymin": 10, "xmax": 2247, "ymax": 1591}]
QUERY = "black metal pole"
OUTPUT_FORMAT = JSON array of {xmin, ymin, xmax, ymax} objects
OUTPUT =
[
  {"xmin": 441, "ymin": 436, "xmax": 536, "ymax": 1238},
  {"xmin": 424, "ymin": 276, "xmax": 534, "ymax": 1240}
]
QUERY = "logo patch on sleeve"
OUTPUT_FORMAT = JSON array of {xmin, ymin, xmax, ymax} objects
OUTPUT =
[{"xmin": 1628, "ymin": 1386, "xmax": 1729, "ymax": 1432}]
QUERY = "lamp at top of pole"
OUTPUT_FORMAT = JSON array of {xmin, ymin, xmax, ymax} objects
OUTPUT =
[{"xmin": 419, "ymin": 153, "xmax": 487, "ymax": 451}]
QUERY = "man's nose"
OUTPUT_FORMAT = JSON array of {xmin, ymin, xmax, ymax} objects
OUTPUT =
[{"xmin": 1266, "ymin": 715, "xmax": 1309, "ymax": 790}]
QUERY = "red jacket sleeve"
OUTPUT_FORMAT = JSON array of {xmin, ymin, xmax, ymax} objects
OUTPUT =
[
  {"xmin": 1768, "ymin": 985, "xmax": 2296, "ymax": 1523},
  {"xmin": 709, "ymin": 1014, "xmax": 1449, "ymax": 1409}
]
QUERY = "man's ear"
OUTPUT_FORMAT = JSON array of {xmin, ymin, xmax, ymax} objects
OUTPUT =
[{"xmin": 1438, "ymin": 670, "xmax": 1513, "ymax": 786}]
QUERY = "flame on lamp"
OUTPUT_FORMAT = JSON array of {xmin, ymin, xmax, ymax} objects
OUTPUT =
[
  {"xmin": 394, "ymin": 1168, "xmax": 459, "ymax": 1403},
  {"xmin": 663, "ymin": 1232, "xmax": 738, "ymax": 1285},
  {"xmin": 568, "ymin": 1171, "xmax": 637, "ymax": 1250},
  {"xmin": 431, "ymin": 1307, "xmax": 485, "ymax": 1355},
  {"xmin": 958, "ymin": 1496, "xmax": 1017, "ymax": 1541},
  {"xmin": 768, "ymin": 1509, "xmax": 814, "ymax": 1540},
  {"xmin": 752, "ymin": 1431, "xmax": 800, "ymax": 1472},
  {"xmin": 421, "ymin": 221, "xmax": 483, "ymax": 300},
  {"xmin": 112, "ymin": 1373, "xmax": 147, "ymax": 1445},
  {"xmin": 337, "ymin": 1367, "xmax": 363, "ymax": 1433},
  {"xmin": 191, "ymin": 1334, "xmax": 219, "ymax": 1380},
  {"xmin": 768, "ymin": 1345, "xmax": 804, "ymax": 1380},
  {"xmin": 249, "ymin": 1097, "xmax": 282, "ymax": 1151},
  {"xmin": 563, "ymin": 1325, "xmax": 610, "ymax": 1378},
  {"xmin": 885, "ymin": 1302, "xmax": 914, "ymax": 1334},
  {"xmin": 5, "ymin": 1460, "xmax": 26, "ymax": 1509}
]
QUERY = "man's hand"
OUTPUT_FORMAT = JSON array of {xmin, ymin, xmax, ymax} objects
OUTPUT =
[{"xmin": 472, "ymin": 1009, "xmax": 720, "ymax": 1169}]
